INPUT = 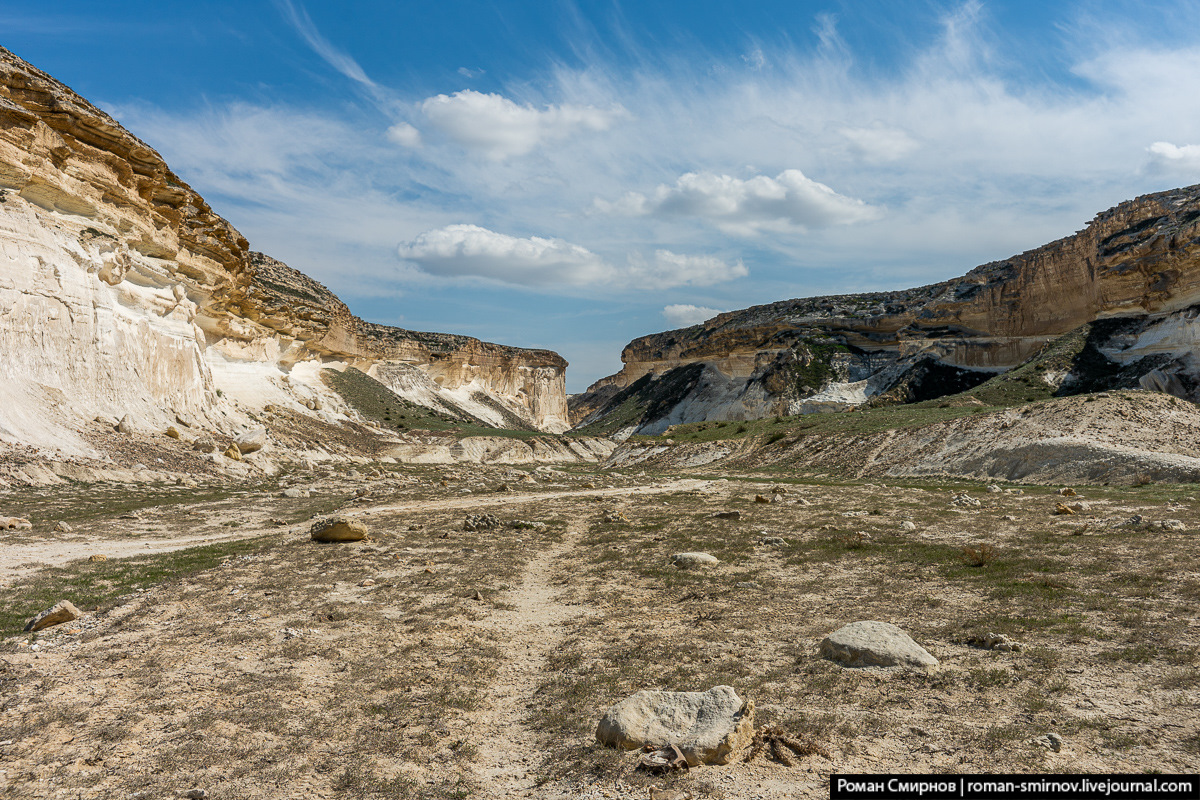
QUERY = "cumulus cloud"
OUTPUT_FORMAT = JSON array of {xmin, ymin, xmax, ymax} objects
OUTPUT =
[
  {"xmin": 598, "ymin": 170, "xmax": 880, "ymax": 235},
  {"xmin": 398, "ymin": 225, "xmax": 744, "ymax": 290},
  {"xmin": 662, "ymin": 304, "xmax": 723, "ymax": 327},
  {"xmin": 386, "ymin": 122, "xmax": 422, "ymax": 148},
  {"xmin": 418, "ymin": 90, "xmax": 626, "ymax": 159},
  {"xmin": 1148, "ymin": 141, "xmax": 1200, "ymax": 170}
]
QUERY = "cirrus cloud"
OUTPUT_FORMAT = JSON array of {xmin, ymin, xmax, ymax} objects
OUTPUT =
[
  {"xmin": 398, "ymin": 225, "xmax": 745, "ymax": 290},
  {"xmin": 418, "ymin": 90, "xmax": 627, "ymax": 159},
  {"xmin": 596, "ymin": 169, "xmax": 880, "ymax": 235}
]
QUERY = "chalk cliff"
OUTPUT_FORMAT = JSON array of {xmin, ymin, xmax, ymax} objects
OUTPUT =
[
  {"xmin": 0, "ymin": 45, "xmax": 570, "ymax": 466},
  {"xmin": 574, "ymin": 184, "xmax": 1200, "ymax": 435}
]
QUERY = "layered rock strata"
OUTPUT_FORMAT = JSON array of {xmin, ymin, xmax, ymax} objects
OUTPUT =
[
  {"xmin": 0, "ymin": 46, "xmax": 570, "ymax": 464},
  {"xmin": 574, "ymin": 184, "xmax": 1200, "ymax": 434}
]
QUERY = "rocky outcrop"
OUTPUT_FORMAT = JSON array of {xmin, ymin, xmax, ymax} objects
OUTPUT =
[
  {"xmin": 0, "ymin": 45, "xmax": 569, "ymax": 465},
  {"xmin": 574, "ymin": 185, "xmax": 1200, "ymax": 433}
]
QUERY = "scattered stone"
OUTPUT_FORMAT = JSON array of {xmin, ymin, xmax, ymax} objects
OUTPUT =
[
  {"xmin": 986, "ymin": 484, "xmax": 1002, "ymax": 493},
  {"xmin": 735, "ymin": 581, "xmax": 762, "ymax": 590},
  {"xmin": 235, "ymin": 428, "xmax": 267, "ymax": 454},
  {"xmin": 899, "ymin": 521, "xmax": 917, "ymax": 531},
  {"xmin": 115, "ymin": 414, "xmax": 135, "ymax": 434},
  {"xmin": 358, "ymin": 579, "xmax": 375, "ymax": 587},
  {"xmin": 165, "ymin": 426, "xmax": 181, "ymax": 440},
  {"xmin": 759, "ymin": 536, "xmax": 787, "ymax": 546},
  {"xmin": 950, "ymin": 493, "xmax": 981, "ymax": 508},
  {"xmin": 310, "ymin": 515, "xmax": 368, "ymax": 543},
  {"xmin": 192, "ymin": 436, "xmax": 217, "ymax": 453},
  {"xmin": 754, "ymin": 494, "xmax": 771, "ymax": 504},
  {"xmin": 673, "ymin": 552, "xmax": 719, "ymax": 568},
  {"xmin": 223, "ymin": 446, "xmax": 242, "ymax": 461},
  {"xmin": 1000, "ymin": 515, "xmax": 1017, "ymax": 522},
  {"xmin": 1032, "ymin": 733, "xmax": 1064, "ymax": 752},
  {"xmin": 1, "ymin": 517, "xmax": 32, "ymax": 530},
  {"xmin": 1054, "ymin": 502, "xmax": 1088, "ymax": 515},
  {"xmin": 596, "ymin": 685, "xmax": 755, "ymax": 766},
  {"xmin": 53, "ymin": 521, "xmax": 71, "ymax": 533},
  {"xmin": 88, "ymin": 554, "xmax": 107, "ymax": 562},
  {"xmin": 24, "ymin": 600, "xmax": 81, "ymax": 632},
  {"xmin": 965, "ymin": 632, "xmax": 1022, "ymax": 652},
  {"xmin": 1058, "ymin": 488, "xmax": 1078, "ymax": 497},
  {"xmin": 819, "ymin": 620, "xmax": 939, "ymax": 670},
  {"xmin": 463, "ymin": 513, "xmax": 500, "ymax": 531},
  {"xmin": 603, "ymin": 511, "xmax": 628, "ymax": 524},
  {"xmin": 281, "ymin": 487, "xmax": 308, "ymax": 498}
]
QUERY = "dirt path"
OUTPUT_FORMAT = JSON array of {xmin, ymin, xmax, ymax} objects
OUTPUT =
[
  {"xmin": 0, "ymin": 479, "xmax": 715, "ymax": 587},
  {"xmin": 467, "ymin": 520, "xmax": 587, "ymax": 798}
]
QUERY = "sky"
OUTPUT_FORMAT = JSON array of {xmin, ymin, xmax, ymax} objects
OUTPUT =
[{"xmin": 6, "ymin": 0, "xmax": 1200, "ymax": 391}]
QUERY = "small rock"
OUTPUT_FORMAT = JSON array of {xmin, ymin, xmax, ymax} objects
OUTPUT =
[
  {"xmin": 754, "ymin": 494, "xmax": 771, "ymax": 504},
  {"xmin": 1, "ymin": 517, "xmax": 32, "ymax": 530},
  {"xmin": 24, "ymin": 600, "xmax": 81, "ymax": 632},
  {"xmin": 1058, "ymin": 488, "xmax": 1078, "ymax": 497},
  {"xmin": 165, "ymin": 426, "xmax": 181, "ymax": 440},
  {"xmin": 463, "ymin": 513, "xmax": 500, "ymax": 531},
  {"xmin": 1160, "ymin": 519, "xmax": 1186, "ymax": 531},
  {"xmin": 819, "ymin": 620, "xmax": 939, "ymax": 670},
  {"xmin": 1000, "ymin": 515, "xmax": 1017, "ymax": 522},
  {"xmin": 950, "ymin": 492, "xmax": 981, "ymax": 508},
  {"xmin": 235, "ymin": 428, "xmax": 267, "ymax": 454},
  {"xmin": 986, "ymin": 484, "xmax": 1002, "ymax": 493},
  {"xmin": 192, "ymin": 436, "xmax": 217, "ymax": 453},
  {"xmin": 88, "ymin": 554, "xmax": 107, "ymax": 562},
  {"xmin": 602, "ymin": 511, "xmax": 628, "ymax": 524},
  {"xmin": 771, "ymin": 493, "xmax": 784, "ymax": 503},
  {"xmin": 115, "ymin": 414, "xmax": 135, "ymax": 434},
  {"xmin": 759, "ymin": 536, "xmax": 787, "ymax": 546},
  {"xmin": 965, "ymin": 632, "xmax": 1022, "ymax": 652},
  {"xmin": 1054, "ymin": 502, "xmax": 1088, "ymax": 515},
  {"xmin": 495, "ymin": 483, "xmax": 512, "ymax": 493},
  {"xmin": 281, "ymin": 487, "xmax": 307, "ymax": 498},
  {"xmin": 735, "ymin": 581, "xmax": 761, "ymax": 590},
  {"xmin": 310, "ymin": 515, "xmax": 368, "ymax": 543},
  {"xmin": 53, "ymin": 521, "xmax": 71, "ymax": 533},
  {"xmin": 712, "ymin": 510, "xmax": 741, "ymax": 520},
  {"xmin": 1032, "ymin": 733, "xmax": 1063, "ymax": 752},
  {"xmin": 359, "ymin": 579, "xmax": 375, "ymax": 587},
  {"xmin": 899, "ymin": 521, "xmax": 917, "ymax": 531},
  {"xmin": 673, "ymin": 552, "xmax": 718, "ymax": 568},
  {"xmin": 224, "ymin": 446, "xmax": 242, "ymax": 461},
  {"xmin": 596, "ymin": 685, "xmax": 754, "ymax": 766},
  {"xmin": 472, "ymin": 590, "xmax": 484, "ymax": 601},
  {"xmin": 181, "ymin": 790, "xmax": 208, "ymax": 800},
  {"xmin": 174, "ymin": 412, "xmax": 194, "ymax": 428}
]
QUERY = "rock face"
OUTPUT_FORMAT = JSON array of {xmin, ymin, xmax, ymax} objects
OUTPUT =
[
  {"xmin": 24, "ymin": 599, "xmax": 80, "ymax": 632},
  {"xmin": 595, "ymin": 685, "xmax": 755, "ymax": 766},
  {"xmin": 819, "ymin": 621, "xmax": 939, "ymax": 670},
  {"xmin": 572, "ymin": 184, "xmax": 1200, "ymax": 434},
  {"xmin": 0, "ymin": 46, "xmax": 570, "ymax": 464}
]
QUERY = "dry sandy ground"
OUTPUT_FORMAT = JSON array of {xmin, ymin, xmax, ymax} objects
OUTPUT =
[{"xmin": 1, "ymin": 463, "xmax": 1198, "ymax": 799}]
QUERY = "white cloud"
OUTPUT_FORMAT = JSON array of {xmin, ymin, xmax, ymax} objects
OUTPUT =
[
  {"xmin": 840, "ymin": 125, "xmax": 918, "ymax": 163},
  {"xmin": 418, "ymin": 90, "xmax": 626, "ymax": 159},
  {"xmin": 1148, "ymin": 141, "xmax": 1200, "ymax": 170},
  {"xmin": 457, "ymin": 67, "xmax": 485, "ymax": 79},
  {"xmin": 662, "ymin": 304, "xmax": 723, "ymax": 327},
  {"xmin": 275, "ymin": 0, "xmax": 377, "ymax": 90},
  {"xmin": 398, "ymin": 225, "xmax": 744, "ymax": 290},
  {"xmin": 599, "ymin": 170, "xmax": 880, "ymax": 235},
  {"xmin": 386, "ymin": 122, "xmax": 422, "ymax": 148}
]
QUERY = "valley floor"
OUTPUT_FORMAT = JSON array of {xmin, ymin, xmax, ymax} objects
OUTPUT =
[{"xmin": 1, "ymin": 463, "xmax": 1198, "ymax": 798}]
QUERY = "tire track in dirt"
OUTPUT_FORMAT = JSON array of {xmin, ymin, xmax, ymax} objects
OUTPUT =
[
  {"xmin": 466, "ymin": 518, "xmax": 587, "ymax": 798},
  {"xmin": 0, "ymin": 480, "xmax": 711, "ymax": 587}
]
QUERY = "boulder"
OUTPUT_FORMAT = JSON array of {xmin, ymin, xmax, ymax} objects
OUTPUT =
[
  {"xmin": 899, "ymin": 521, "xmax": 917, "ymax": 531},
  {"xmin": 235, "ymin": 428, "xmax": 268, "ymax": 454},
  {"xmin": 115, "ymin": 414, "xmax": 135, "ymax": 434},
  {"xmin": 53, "ymin": 521, "xmax": 71, "ymax": 533},
  {"xmin": 24, "ymin": 600, "xmax": 81, "ymax": 632},
  {"xmin": 311, "ymin": 515, "xmax": 368, "ymax": 543},
  {"xmin": 819, "ymin": 620, "xmax": 939, "ymax": 670},
  {"xmin": 223, "ymin": 446, "xmax": 242, "ymax": 461},
  {"xmin": 596, "ymin": 685, "xmax": 754, "ymax": 766},
  {"xmin": 281, "ymin": 487, "xmax": 308, "ymax": 498},
  {"xmin": 165, "ymin": 426, "xmax": 181, "ymax": 439},
  {"xmin": 673, "ymin": 552, "xmax": 718, "ymax": 568},
  {"xmin": 1, "ymin": 517, "xmax": 32, "ymax": 530},
  {"xmin": 712, "ymin": 510, "xmax": 741, "ymax": 520}
]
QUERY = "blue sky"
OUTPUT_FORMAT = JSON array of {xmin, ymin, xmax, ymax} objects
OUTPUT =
[{"xmin": 7, "ymin": 1, "xmax": 1200, "ymax": 391}]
